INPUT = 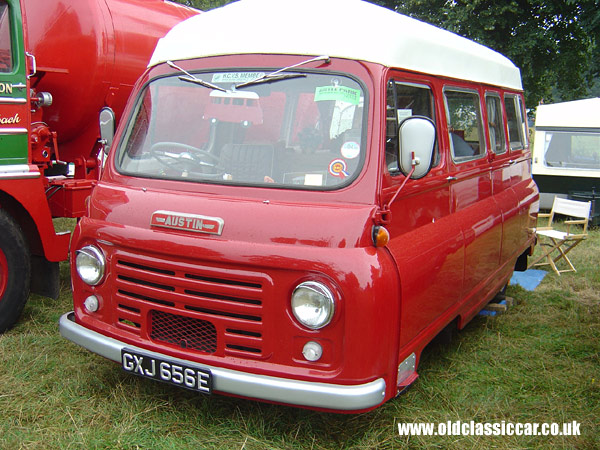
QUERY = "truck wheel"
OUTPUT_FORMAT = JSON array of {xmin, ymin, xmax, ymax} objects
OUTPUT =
[{"xmin": 0, "ymin": 210, "xmax": 31, "ymax": 333}]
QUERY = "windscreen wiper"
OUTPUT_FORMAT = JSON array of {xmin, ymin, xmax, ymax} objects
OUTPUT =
[
  {"xmin": 235, "ymin": 55, "xmax": 330, "ymax": 89},
  {"xmin": 167, "ymin": 60, "xmax": 226, "ymax": 92},
  {"xmin": 236, "ymin": 73, "xmax": 307, "ymax": 88}
]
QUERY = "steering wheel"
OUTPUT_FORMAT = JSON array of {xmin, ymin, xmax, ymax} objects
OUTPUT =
[{"xmin": 150, "ymin": 142, "xmax": 221, "ymax": 175}]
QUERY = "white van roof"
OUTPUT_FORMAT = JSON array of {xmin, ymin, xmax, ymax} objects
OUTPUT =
[
  {"xmin": 535, "ymin": 98, "xmax": 600, "ymax": 129},
  {"xmin": 150, "ymin": 0, "xmax": 522, "ymax": 90}
]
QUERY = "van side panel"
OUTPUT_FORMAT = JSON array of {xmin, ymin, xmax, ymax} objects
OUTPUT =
[
  {"xmin": 382, "ymin": 78, "xmax": 537, "ymax": 368},
  {"xmin": 492, "ymin": 164, "xmax": 522, "ymax": 263},
  {"xmin": 386, "ymin": 180, "xmax": 464, "ymax": 350},
  {"xmin": 450, "ymin": 164, "xmax": 503, "ymax": 299}
]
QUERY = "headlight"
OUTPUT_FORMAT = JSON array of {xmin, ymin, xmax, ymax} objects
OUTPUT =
[
  {"xmin": 75, "ymin": 245, "xmax": 106, "ymax": 286},
  {"xmin": 291, "ymin": 281, "xmax": 335, "ymax": 330}
]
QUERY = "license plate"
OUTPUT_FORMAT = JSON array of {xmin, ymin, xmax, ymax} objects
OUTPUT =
[{"xmin": 121, "ymin": 349, "xmax": 212, "ymax": 394}]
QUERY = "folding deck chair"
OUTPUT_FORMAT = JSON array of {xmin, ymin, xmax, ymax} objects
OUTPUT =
[{"xmin": 528, "ymin": 197, "xmax": 592, "ymax": 275}]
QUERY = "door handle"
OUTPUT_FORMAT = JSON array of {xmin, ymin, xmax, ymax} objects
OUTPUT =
[
  {"xmin": 25, "ymin": 52, "xmax": 37, "ymax": 79},
  {"xmin": 446, "ymin": 176, "xmax": 458, "ymax": 182}
]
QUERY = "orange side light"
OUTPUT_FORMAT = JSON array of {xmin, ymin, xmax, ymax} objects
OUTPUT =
[{"xmin": 372, "ymin": 225, "xmax": 390, "ymax": 247}]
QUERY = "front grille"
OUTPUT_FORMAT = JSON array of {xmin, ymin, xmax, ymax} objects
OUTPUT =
[
  {"xmin": 112, "ymin": 251, "xmax": 268, "ymax": 358},
  {"xmin": 150, "ymin": 309, "xmax": 217, "ymax": 353}
]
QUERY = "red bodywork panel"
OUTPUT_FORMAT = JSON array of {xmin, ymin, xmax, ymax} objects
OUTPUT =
[{"xmin": 68, "ymin": 55, "xmax": 538, "ymax": 411}]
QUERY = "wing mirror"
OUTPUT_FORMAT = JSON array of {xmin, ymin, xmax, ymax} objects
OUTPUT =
[
  {"xmin": 99, "ymin": 107, "xmax": 116, "ymax": 150},
  {"xmin": 398, "ymin": 116, "xmax": 436, "ymax": 179}
]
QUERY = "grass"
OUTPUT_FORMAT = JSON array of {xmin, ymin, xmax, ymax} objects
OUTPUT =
[{"xmin": 0, "ymin": 223, "xmax": 598, "ymax": 449}]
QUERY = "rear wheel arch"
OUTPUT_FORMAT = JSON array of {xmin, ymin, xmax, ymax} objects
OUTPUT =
[
  {"xmin": 0, "ymin": 208, "xmax": 31, "ymax": 332},
  {"xmin": 0, "ymin": 191, "xmax": 44, "ymax": 256}
]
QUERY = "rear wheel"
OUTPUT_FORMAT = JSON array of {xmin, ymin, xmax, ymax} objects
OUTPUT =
[{"xmin": 0, "ymin": 210, "xmax": 30, "ymax": 333}]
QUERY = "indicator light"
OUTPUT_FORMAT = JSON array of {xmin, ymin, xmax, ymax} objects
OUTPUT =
[
  {"xmin": 372, "ymin": 225, "xmax": 390, "ymax": 247},
  {"xmin": 302, "ymin": 341, "xmax": 323, "ymax": 362},
  {"xmin": 83, "ymin": 295, "xmax": 99, "ymax": 313}
]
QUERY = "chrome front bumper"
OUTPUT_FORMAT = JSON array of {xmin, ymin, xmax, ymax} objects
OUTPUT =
[{"xmin": 59, "ymin": 312, "xmax": 386, "ymax": 411}]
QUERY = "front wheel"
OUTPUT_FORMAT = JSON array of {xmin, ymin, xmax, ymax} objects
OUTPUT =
[{"xmin": 0, "ymin": 210, "xmax": 30, "ymax": 333}]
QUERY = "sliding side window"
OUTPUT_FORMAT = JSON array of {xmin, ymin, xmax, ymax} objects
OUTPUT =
[
  {"xmin": 386, "ymin": 81, "xmax": 437, "ymax": 172},
  {"xmin": 486, "ymin": 93, "xmax": 507, "ymax": 154},
  {"xmin": 445, "ymin": 89, "xmax": 485, "ymax": 162},
  {"xmin": 504, "ymin": 94, "xmax": 527, "ymax": 150}
]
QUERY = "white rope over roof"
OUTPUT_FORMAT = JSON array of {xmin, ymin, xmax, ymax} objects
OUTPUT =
[{"xmin": 150, "ymin": 0, "xmax": 523, "ymax": 90}]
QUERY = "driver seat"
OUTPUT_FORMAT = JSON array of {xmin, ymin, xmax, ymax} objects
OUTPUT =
[{"xmin": 219, "ymin": 144, "xmax": 274, "ymax": 183}]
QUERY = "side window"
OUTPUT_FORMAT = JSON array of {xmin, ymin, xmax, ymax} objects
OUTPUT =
[
  {"xmin": 445, "ymin": 89, "xmax": 485, "ymax": 161},
  {"xmin": 485, "ymin": 93, "xmax": 507, "ymax": 154},
  {"xmin": 386, "ymin": 80, "xmax": 436, "ymax": 172},
  {"xmin": 504, "ymin": 94, "xmax": 526, "ymax": 149},
  {"xmin": 516, "ymin": 95, "xmax": 529, "ymax": 147},
  {"xmin": 0, "ymin": 1, "xmax": 12, "ymax": 73}
]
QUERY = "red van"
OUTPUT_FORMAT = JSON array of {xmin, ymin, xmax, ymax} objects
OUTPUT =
[{"xmin": 60, "ymin": 0, "xmax": 538, "ymax": 412}]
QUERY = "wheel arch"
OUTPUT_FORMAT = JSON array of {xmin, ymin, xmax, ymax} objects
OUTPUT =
[{"xmin": 0, "ymin": 190, "xmax": 44, "ymax": 256}]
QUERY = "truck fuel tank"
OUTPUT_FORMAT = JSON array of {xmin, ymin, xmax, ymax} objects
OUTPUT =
[{"xmin": 21, "ymin": 0, "xmax": 199, "ymax": 163}]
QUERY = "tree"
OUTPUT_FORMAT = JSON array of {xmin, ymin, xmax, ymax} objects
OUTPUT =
[{"xmin": 375, "ymin": 0, "xmax": 599, "ymax": 106}]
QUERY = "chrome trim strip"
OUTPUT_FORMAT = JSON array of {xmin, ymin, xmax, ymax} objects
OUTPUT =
[
  {"xmin": 0, "ymin": 127, "xmax": 28, "ymax": 135},
  {"xmin": 0, "ymin": 164, "xmax": 40, "ymax": 179},
  {"xmin": 0, "ymin": 97, "xmax": 26, "ymax": 104},
  {"xmin": 59, "ymin": 312, "xmax": 386, "ymax": 410}
]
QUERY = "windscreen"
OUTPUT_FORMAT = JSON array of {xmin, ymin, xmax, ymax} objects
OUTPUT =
[{"xmin": 116, "ymin": 71, "xmax": 366, "ymax": 189}]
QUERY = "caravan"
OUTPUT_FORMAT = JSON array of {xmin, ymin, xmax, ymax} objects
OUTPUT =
[{"xmin": 532, "ymin": 97, "xmax": 600, "ymax": 222}]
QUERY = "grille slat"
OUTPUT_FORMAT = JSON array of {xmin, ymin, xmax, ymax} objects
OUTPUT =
[
  {"xmin": 223, "ymin": 333, "xmax": 263, "ymax": 349},
  {"xmin": 226, "ymin": 344, "xmax": 262, "ymax": 354},
  {"xmin": 116, "ymin": 290, "xmax": 175, "ymax": 307},
  {"xmin": 185, "ymin": 305, "xmax": 262, "ymax": 323},
  {"xmin": 112, "ymin": 252, "xmax": 267, "ymax": 358},
  {"xmin": 185, "ymin": 272, "xmax": 262, "ymax": 289},
  {"xmin": 115, "ymin": 281, "xmax": 263, "ymax": 318},
  {"xmin": 226, "ymin": 328, "xmax": 262, "ymax": 338},
  {"xmin": 115, "ymin": 308, "xmax": 141, "ymax": 323},
  {"xmin": 116, "ymin": 260, "xmax": 264, "ymax": 300},
  {"xmin": 117, "ymin": 303, "xmax": 141, "ymax": 314}
]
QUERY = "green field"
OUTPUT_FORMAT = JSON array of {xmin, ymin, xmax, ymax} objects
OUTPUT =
[{"xmin": 1, "ymin": 226, "xmax": 598, "ymax": 449}]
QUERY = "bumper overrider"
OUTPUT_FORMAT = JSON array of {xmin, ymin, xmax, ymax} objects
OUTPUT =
[{"xmin": 59, "ymin": 312, "xmax": 386, "ymax": 411}]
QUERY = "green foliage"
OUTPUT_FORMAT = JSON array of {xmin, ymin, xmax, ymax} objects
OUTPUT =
[{"xmin": 379, "ymin": 0, "xmax": 599, "ymax": 106}]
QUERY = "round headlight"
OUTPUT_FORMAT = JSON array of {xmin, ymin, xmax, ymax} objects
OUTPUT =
[
  {"xmin": 291, "ymin": 281, "xmax": 335, "ymax": 330},
  {"xmin": 75, "ymin": 245, "xmax": 106, "ymax": 286}
]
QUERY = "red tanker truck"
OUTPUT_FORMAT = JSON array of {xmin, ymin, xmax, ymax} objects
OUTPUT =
[{"xmin": 0, "ymin": 0, "xmax": 198, "ymax": 332}]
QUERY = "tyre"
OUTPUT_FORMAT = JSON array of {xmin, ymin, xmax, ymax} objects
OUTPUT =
[{"xmin": 0, "ymin": 209, "xmax": 31, "ymax": 333}]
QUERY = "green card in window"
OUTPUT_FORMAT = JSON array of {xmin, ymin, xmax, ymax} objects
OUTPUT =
[{"xmin": 314, "ymin": 86, "xmax": 360, "ymax": 105}]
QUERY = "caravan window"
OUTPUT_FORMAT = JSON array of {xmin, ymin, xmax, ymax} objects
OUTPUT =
[{"xmin": 543, "ymin": 131, "xmax": 600, "ymax": 169}]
